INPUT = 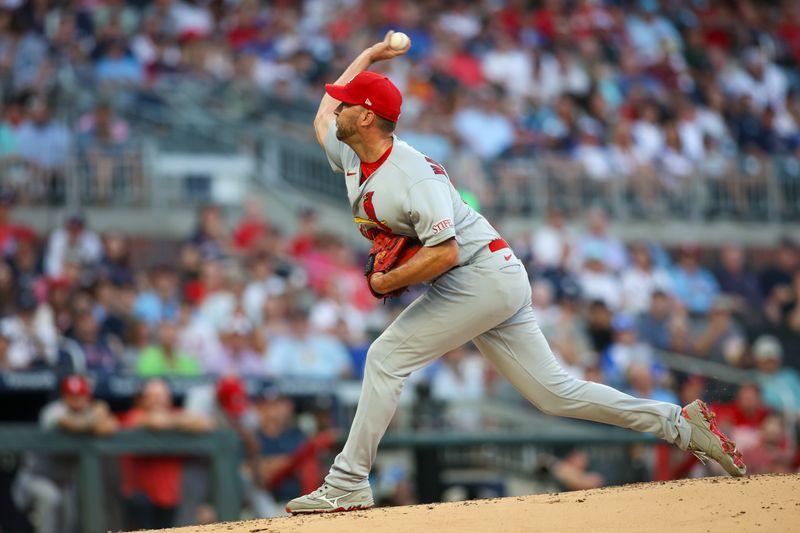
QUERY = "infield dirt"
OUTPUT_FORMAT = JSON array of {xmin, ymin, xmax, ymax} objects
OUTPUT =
[{"xmin": 152, "ymin": 473, "xmax": 800, "ymax": 533}]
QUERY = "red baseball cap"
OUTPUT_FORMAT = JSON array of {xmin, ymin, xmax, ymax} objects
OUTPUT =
[
  {"xmin": 325, "ymin": 71, "xmax": 402, "ymax": 123},
  {"xmin": 216, "ymin": 376, "xmax": 249, "ymax": 418},
  {"xmin": 61, "ymin": 375, "xmax": 91, "ymax": 397}
]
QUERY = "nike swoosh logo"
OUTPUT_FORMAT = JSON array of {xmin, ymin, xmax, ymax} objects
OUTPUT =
[
  {"xmin": 504, "ymin": 254, "xmax": 512, "ymax": 261},
  {"xmin": 346, "ymin": 171, "xmax": 356, "ymax": 176}
]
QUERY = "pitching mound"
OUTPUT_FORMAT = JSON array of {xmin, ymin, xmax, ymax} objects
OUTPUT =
[{"xmin": 159, "ymin": 474, "xmax": 800, "ymax": 533}]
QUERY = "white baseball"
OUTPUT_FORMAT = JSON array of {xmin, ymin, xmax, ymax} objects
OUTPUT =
[{"xmin": 389, "ymin": 32, "xmax": 410, "ymax": 51}]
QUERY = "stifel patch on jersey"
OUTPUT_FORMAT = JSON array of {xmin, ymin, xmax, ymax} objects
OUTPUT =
[{"xmin": 431, "ymin": 218, "xmax": 454, "ymax": 235}]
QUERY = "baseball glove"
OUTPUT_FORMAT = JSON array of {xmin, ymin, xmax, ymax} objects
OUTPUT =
[{"xmin": 364, "ymin": 231, "xmax": 422, "ymax": 298}]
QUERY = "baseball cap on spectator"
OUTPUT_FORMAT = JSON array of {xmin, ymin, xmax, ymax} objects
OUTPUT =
[
  {"xmin": 216, "ymin": 376, "xmax": 249, "ymax": 418},
  {"xmin": 259, "ymin": 386, "xmax": 283, "ymax": 403},
  {"xmin": 66, "ymin": 213, "xmax": 86, "ymax": 230},
  {"xmin": 752, "ymin": 335, "xmax": 783, "ymax": 362},
  {"xmin": 557, "ymin": 279, "xmax": 582, "ymax": 303},
  {"xmin": 325, "ymin": 71, "xmax": 403, "ymax": 123},
  {"xmin": 48, "ymin": 277, "xmax": 72, "ymax": 291},
  {"xmin": 61, "ymin": 375, "xmax": 91, "ymax": 397}
]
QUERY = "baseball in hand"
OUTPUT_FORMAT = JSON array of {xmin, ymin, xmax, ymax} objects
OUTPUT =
[{"xmin": 389, "ymin": 32, "xmax": 410, "ymax": 50}]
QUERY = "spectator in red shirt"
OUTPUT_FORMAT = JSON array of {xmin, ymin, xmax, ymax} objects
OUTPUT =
[
  {"xmin": 119, "ymin": 379, "xmax": 214, "ymax": 530},
  {"xmin": 232, "ymin": 198, "xmax": 272, "ymax": 253},
  {"xmin": 288, "ymin": 207, "xmax": 318, "ymax": 259},
  {"xmin": 740, "ymin": 412, "xmax": 795, "ymax": 474},
  {"xmin": 711, "ymin": 382, "xmax": 770, "ymax": 452}
]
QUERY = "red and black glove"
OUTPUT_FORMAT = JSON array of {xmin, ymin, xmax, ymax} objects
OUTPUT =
[{"xmin": 364, "ymin": 232, "xmax": 422, "ymax": 299}]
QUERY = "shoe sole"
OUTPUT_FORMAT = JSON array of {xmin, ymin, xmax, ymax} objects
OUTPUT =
[
  {"xmin": 683, "ymin": 400, "xmax": 746, "ymax": 477},
  {"xmin": 286, "ymin": 504, "xmax": 373, "ymax": 515}
]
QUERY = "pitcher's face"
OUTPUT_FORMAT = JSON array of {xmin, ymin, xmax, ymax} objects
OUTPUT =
[{"xmin": 334, "ymin": 102, "xmax": 360, "ymax": 141}]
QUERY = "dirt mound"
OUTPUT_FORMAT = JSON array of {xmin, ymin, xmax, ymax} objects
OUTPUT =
[{"xmin": 160, "ymin": 474, "xmax": 800, "ymax": 533}]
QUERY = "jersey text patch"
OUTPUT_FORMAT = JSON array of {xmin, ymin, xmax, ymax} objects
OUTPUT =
[{"xmin": 431, "ymin": 218, "xmax": 454, "ymax": 235}]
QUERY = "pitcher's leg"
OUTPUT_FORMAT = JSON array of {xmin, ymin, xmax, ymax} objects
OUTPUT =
[
  {"xmin": 474, "ymin": 306, "xmax": 691, "ymax": 449},
  {"xmin": 325, "ymin": 265, "xmax": 524, "ymax": 491},
  {"xmin": 324, "ymin": 330, "xmax": 414, "ymax": 490}
]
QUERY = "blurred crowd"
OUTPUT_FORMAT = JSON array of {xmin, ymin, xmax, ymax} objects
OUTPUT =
[{"xmin": 2, "ymin": 0, "xmax": 800, "ymax": 214}]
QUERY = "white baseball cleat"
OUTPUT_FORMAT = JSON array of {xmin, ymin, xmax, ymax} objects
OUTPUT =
[{"xmin": 286, "ymin": 482, "xmax": 374, "ymax": 514}]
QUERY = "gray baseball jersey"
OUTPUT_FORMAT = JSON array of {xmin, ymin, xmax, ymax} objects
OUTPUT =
[
  {"xmin": 319, "ymin": 121, "xmax": 692, "ymax": 492},
  {"xmin": 324, "ymin": 123, "xmax": 498, "ymax": 264}
]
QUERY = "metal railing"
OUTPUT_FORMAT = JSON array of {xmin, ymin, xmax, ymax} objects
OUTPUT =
[
  {"xmin": 487, "ymin": 153, "xmax": 800, "ymax": 221},
  {"xmin": 0, "ymin": 145, "xmax": 151, "ymax": 210},
  {"xmin": 254, "ymin": 129, "xmax": 800, "ymax": 223},
  {"xmin": 0, "ymin": 426, "xmax": 241, "ymax": 533},
  {"xmin": 4, "ymin": 121, "xmax": 799, "ymax": 225}
]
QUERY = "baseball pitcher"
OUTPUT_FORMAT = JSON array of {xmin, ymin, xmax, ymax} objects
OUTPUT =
[{"xmin": 286, "ymin": 32, "xmax": 746, "ymax": 514}]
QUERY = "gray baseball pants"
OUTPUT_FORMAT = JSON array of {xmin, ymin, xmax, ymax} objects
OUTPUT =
[{"xmin": 325, "ymin": 245, "xmax": 691, "ymax": 490}]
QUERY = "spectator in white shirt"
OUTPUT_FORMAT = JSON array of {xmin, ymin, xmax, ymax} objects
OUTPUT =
[
  {"xmin": 267, "ymin": 308, "xmax": 352, "ymax": 380},
  {"xmin": 631, "ymin": 102, "xmax": 665, "ymax": 163},
  {"xmin": 529, "ymin": 47, "xmax": 562, "ymax": 105},
  {"xmin": 309, "ymin": 279, "xmax": 366, "ymax": 346},
  {"xmin": 44, "ymin": 214, "xmax": 102, "ymax": 278},
  {"xmin": 697, "ymin": 87, "xmax": 733, "ymax": 145},
  {"xmin": 198, "ymin": 261, "xmax": 242, "ymax": 331},
  {"xmin": 676, "ymin": 100, "xmax": 705, "ymax": 162},
  {"xmin": 620, "ymin": 244, "xmax": 673, "ymax": 315},
  {"xmin": 532, "ymin": 208, "xmax": 575, "ymax": 270},
  {"xmin": 431, "ymin": 345, "xmax": 486, "ymax": 430},
  {"xmin": 578, "ymin": 247, "xmax": 622, "ymax": 310},
  {"xmin": 571, "ymin": 207, "xmax": 627, "ymax": 273},
  {"xmin": 609, "ymin": 120, "xmax": 658, "ymax": 211},
  {"xmin": 722, "ymin": 48, "xmax": 788, "ymax": 113},
  {"xmin": 625, "ymin": 4, "xmax": 683, "ymax": 67},
  {"xmin": 452, "ymin": 91, "xmax": 515, "ymax": 159},
  {"xmin": 242, "ymin": 253, "xmax": 286, "ymax": 325},
  {"xmin": 657, "ymin": 122, "xmax": 695, "ymax": 195},
  {"xmin": 575, "ymin": 120, "xmax": 614, "ymax": 183},
  {"xmin": 481, "ymin": 32, "xmax": 531, "ymax": 104}
]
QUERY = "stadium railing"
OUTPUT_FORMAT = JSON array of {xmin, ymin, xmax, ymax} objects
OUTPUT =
[
  {"xmin": 254, "ymin": 128, "xmax": 800, "ymax": 223},
  {"xmin": 3, "ymin": 123, "xmax": 799, "ymax": 225},
  {"xmin": 0, "ymin": 145, "xmax": 151, "ymax": 209},
  {"xmin": 0, "ymin": 425, "xmax": 241, "ymax": 533}
]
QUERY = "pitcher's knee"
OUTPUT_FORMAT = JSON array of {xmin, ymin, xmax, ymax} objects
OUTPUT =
[
  {"xmin": 525, "ymin": 379, "xmax": 585, "ymax": 417},
  {"xmin": 364, "ymin": 338, "xmax": 406, "ymax": 379}
]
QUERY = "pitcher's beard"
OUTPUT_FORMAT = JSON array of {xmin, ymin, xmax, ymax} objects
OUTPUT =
[{"xmin": 335, "ymin": 120, "xmax": 356, "ymax": 141}]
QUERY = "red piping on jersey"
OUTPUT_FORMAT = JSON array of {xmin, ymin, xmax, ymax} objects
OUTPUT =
[{"xmin": 359, "ymin": 143, "xmax": 393, "ymax": 185}]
